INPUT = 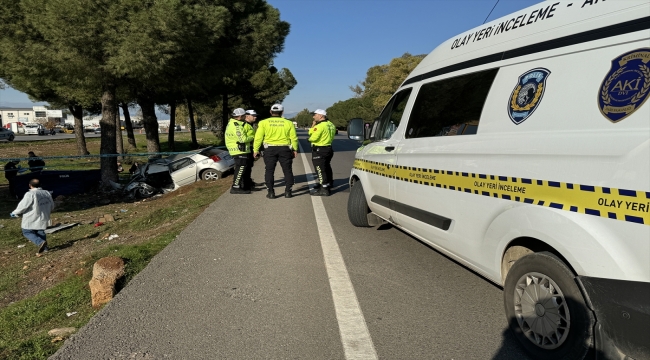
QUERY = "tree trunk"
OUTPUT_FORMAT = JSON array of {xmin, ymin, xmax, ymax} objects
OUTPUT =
[
  {"xmin": 115, "ymin": 111, "xmax": 124, "ymax": 159},
  {"xmin": 100, "ymin": 85, "xmax": 118, "ymax": 187},
  {"xmin": 121, "ymin": 103, "xmax": 137, "ymax": 150},
  {"xmin": 168, "ymin": 100, "xmax": 176, "ymax": 152},
  {"xmin": 69, "ymin": 104, "xmax": 89, "ymax": 155},
  {"xmin": 213, "ymin": 93, "xmax": 227, "ymax": 139},
  {"xmin": 187, "ymin": 99, "xmax": 198, "ymax": 149},
  {"xmin": 137, "ymin": 96, "xmax": 161, "ymax": 154}
]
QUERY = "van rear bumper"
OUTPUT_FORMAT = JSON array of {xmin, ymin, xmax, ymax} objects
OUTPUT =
[{"xmin": 576, "ymin": 277, "xmax": 650, "ymax": 360}]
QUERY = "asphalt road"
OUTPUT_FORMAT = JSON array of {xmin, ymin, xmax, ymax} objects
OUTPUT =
[{"xmin": 51, "ymin": 130, "xmax": 531, "ymax": 360}]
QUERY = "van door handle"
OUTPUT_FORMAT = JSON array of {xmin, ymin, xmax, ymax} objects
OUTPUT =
[{"xmin": 385, "ymin": 146, "xmax": 395, "ymax": 152}]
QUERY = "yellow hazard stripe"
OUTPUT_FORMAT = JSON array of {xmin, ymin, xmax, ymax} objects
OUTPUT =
[{"xmin": 354, "ymin": 159, "xmax": 650, "ymax": 226}]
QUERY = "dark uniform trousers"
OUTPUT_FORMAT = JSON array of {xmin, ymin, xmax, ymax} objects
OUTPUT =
[
  {"xmin": 232, "ymin": 154, "xmax": 253, "ymax": 189},
  {"xmin": 263, "ymin": 146, "xmax": 294, "ymax": 191},
  {"xmin": 312, "ymin": 145, "xmax": 334, "ymax": 187}
]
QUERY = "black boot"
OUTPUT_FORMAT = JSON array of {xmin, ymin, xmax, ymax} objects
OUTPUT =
[
  {"xmin": 311, "ymin": 186, "xmax": 330, "ymax": 197},
  {"xmin": 266, "ymin": 189, "xmax": 276, "ymax": 199},
  {"xmin": 230, "ymin": 187, "xmax": 251, "ymax": 194},
  {"xmin": 284, "ymin": 189, "xmax": 293, "ymax": 198}
]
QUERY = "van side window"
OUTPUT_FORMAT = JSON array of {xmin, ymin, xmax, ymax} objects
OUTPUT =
[
  {"xmin": 405, "ymin": 69, "xmax": 498, "ymax": 139},
  {"xmin": 376, "ymin": 88, "xmax": 412, "ymax": 141}
]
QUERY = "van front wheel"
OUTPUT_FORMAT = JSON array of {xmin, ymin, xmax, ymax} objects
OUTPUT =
[
  {"xmin": 504, "ymin": 252, "xmax": 594, "ymax": 360},
  {"xmin": 347, "ymin": 181, "xmax": 371, "ymax": 227}
]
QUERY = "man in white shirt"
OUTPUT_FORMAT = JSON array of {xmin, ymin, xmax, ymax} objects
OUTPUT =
[{"xmin": 10, "ymin": 179, "xmax": 55, "ymax": 256}]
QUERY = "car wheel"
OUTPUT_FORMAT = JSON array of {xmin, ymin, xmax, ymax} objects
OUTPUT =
[
  {"xmin": 504, "ymin": 252, "xmax": 594, "ymax": 360},
  {"xmin": 8, "ymin": 135, "xmax": 14, "ymax": 141},
  {"xmin": 347, "ymin": 181, "xmax": 371, "ymax": 227},
  {"xmin": 201, "ymin": 169, "xmax": 222, "ymax": 181},
  {"xmin": 135, "ymin": 186, "xmax": 156, "ymax": 199}
]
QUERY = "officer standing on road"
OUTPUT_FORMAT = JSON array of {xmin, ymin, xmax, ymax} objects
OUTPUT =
[
  {"xmin": 225, "ymin": 108, "xmax": 256, "ymax": 194},
  {"xmin": 244, "ymin": 110, "xmax": 264, "ymax": 189},
  {"xmin": 253, "ymin": 104, "xmax": 298, "ymax": 199},
  {"xmin": 308, "ymin": 109, "xmax": 336, "ymax": 196}
]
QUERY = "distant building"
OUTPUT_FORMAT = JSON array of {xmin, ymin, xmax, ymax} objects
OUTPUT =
[{"xmin": 0, "ymin": 106, "xmax": 64, "ymax": 127}]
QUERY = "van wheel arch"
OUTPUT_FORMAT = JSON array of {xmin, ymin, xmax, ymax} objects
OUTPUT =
[{"xmin": 501, "ymin": 237, "xmax": 576, "ymax": 284}]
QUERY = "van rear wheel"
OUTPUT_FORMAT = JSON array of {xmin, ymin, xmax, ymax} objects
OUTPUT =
[
  {"xmin": 347, "ymin": 181, "xmax": 371, "ymax": 227},
  {"xmin": 504, "ymin": 252, "xmax": 594, "ymax": 360},
  {"xmin": 8, "ymin": 135, "xmax": 14, "ymax": 141}
]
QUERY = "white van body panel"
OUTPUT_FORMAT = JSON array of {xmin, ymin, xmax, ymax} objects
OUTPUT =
[
  {"xmin": 351, "ymin": 0, "xmax": 650, "ymax": 287},
  {"xmin": 408, "ymin": 0, "xmax": 649, "ymax": 83}
]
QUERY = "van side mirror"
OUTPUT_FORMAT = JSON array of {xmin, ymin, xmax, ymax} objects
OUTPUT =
[{"xmin": 347, "ymin": 118, "xmax": 364, "ymax": 141}]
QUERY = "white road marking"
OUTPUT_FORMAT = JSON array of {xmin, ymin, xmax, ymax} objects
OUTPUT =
[{"xmin": 299, "ymin": 143, "xmax": 378, "ymax": 360}]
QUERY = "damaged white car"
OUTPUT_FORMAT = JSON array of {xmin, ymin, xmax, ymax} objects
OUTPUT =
[{"xmin": 113, "ymin": 147, "xmax": 235, "ymax": 198}]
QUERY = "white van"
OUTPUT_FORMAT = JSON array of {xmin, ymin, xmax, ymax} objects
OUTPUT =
[
  {"xmin": 346, "ymin": 1, "xmax": 649, "ymax": 359},
  {"xmin": 23, "ymin": 123, "xmax": 44, "ymax": 135}
]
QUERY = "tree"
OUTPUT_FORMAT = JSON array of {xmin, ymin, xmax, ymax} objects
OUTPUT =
[
  {"xmin": 351, "ymin": 53, "xmax": 425, "ymax": 114},
  {"xmin": 1, "ymin": 0, "xmax": 291, "ymax": 187},
  {"xmin": 293, "ymin": 109, "xmax": 312, "ymax": 128},
  {"xmin": 326, "ymin": 96, "xmax": 376, "ymax": 128}
]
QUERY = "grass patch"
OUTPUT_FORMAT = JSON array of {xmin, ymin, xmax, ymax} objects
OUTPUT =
[{"xmin": 0, "ymin": 133, "xmax": 229, "ymax": 359}]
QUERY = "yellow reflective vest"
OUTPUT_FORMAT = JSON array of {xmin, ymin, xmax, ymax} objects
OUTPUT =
[
  {"xmin": 253, "ymin": 117, "xmax": 298, "ymax": 152},
  {"xmin": 225, "ymin": 119, "xmax": 255, "ymax": 155},
  {"xmin": 308, "ymin": 120, "xmax": 336, "ymax": 146}
]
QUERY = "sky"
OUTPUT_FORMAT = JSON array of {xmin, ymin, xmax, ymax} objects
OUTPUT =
[{"xmin": 0, "ymin": 0, "xmax": 541, "ymax": 117}]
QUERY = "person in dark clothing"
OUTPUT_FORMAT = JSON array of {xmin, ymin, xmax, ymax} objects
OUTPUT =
[
  {"xmin": 129, "ymin": 162, "xmax": 140, "ymax": 175},
  {"xmin": 27, "ymin": 151, "xmax": 45, "ymax": 172},
  {"xmin": 4, "ymin": 160, "xmax": 20, "ymax": 197}
]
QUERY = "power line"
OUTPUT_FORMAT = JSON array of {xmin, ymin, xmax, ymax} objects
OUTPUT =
[{"xmin": 483, "ymin": 0, "xmax": 500, "ymax": 24}]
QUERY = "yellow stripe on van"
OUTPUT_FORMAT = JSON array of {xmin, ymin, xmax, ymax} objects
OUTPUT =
[{"xmin": 353, "ymin": 159, "xmax": 650, "ymax": 226}]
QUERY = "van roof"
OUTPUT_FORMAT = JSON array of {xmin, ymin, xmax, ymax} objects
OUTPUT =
[{"xmin": 403, "ymin": 0, "xmax": 649, "ymax": 86}]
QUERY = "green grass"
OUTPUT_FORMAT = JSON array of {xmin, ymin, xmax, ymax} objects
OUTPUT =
[{"xmin": 0, "ymin": 132, "xmax": 228, "ymax": 359}]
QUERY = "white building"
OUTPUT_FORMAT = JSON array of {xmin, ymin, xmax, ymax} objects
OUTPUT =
[{"xmin": 0, "ymin": 106, "xmax": 64, "ymax": 127}]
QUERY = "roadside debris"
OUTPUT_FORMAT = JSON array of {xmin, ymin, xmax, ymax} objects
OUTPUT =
[
  {"xmin": 17, "ymin": 244, "xmax": 26, "ymax": 248},
  {"xmin": 96, "ymin": 214, "xmax": 115, "ymax": 223},
  {"xmin": 90, "ymin": 256, "xmax": 125, "ymax": 309},
  {"xmin": 48, "ymin": 327, "xmax": 76, "ymax": 338},
  {"xmin": 108, "ymin": 234, "xmax": 119, "ymax": 241},
  {"xmin": 45, "ymin": 223, "xmax": 78, "ymax": 234},
  {"xmin": 66, "ymin": 312, "xmax": 78, "ymax": 317}
]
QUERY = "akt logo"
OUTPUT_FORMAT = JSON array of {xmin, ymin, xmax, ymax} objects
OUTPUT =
[{"xmin": 599, "ymin": 48, "xmax": 650, "ymax": 123}]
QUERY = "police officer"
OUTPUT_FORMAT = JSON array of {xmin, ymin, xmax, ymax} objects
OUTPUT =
[
  {"xmin": 253, "ymin": 104, "xmax": 298, "ymax": 199},
  {"xmin": 244, "ymin": 110, "xmax": 264, "ymax": 188},
  {"xmin": 225, "ymin": 108, "xmax": 255, "ymax": 194},
  {"xmin": 308, "ymin": 109, "xmax": 336, "ymax": 196}
]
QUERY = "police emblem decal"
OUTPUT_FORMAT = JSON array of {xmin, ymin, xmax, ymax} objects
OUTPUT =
[
  {"xmin": 508, "ymin": 68, "xmax": 551, "ymax": 125},
  {"xmin": 598, "ymin": 48, "xmax": 650, "ymax": 123}
]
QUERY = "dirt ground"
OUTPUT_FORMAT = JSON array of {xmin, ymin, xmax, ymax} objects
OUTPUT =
[{"xmin": 0, "ymin": 177, "xmax": 230, "ymax": 309}]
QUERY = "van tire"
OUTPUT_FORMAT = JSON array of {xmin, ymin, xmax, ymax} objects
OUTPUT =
[
  {"xmin": 347, "ymin": 181, "xmax": 371, "ymax": 227},
  {"xmin": 8, "ymin": 135, "xmax": 14, "ymax": 141},
  {"xmin": 504, "ymin": 252, "xmax": 594, "ymax": 360}
]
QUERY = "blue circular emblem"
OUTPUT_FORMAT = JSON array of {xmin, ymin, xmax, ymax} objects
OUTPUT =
[
  {"xmin": 508, "ymin": 68, "xmax": 551, "ymax": 125},
  {"xmin": 599, "ymin": 48, "xmax": 650, "ymax": 123}
]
